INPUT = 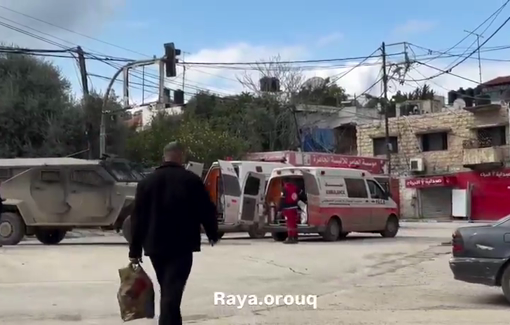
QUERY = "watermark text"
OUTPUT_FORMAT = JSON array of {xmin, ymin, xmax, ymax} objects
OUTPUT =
[{"xmin": 213, "ymin": 292, "xmax": 317, "ymax": 309}]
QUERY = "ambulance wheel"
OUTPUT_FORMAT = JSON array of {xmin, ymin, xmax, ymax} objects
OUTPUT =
[
  {"xmin": 217, "ymin": 231, "xmax": 225, "ymax": 239},
  {"xmin": 272, "ymin": 232, "xmax": 288, "ymax": 242},
  {"xmin": 248, "ymin": 226, "xmax": 266, "ymax": 239},
  {"xmin": 321, "ymin": 217, "xmax": 341, "ymax": 242},
  {"xmin": 380, "ymin": 215, "xmax": 399, "ymax": 238},
  {"xmin": 338, "ymin": 232, "xmax": 350, "ymax": 239}
]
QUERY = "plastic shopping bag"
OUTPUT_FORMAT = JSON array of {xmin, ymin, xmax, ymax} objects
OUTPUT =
[{"xmin": 117, "ymin": 263, "xmax": 155, "ymax": 322}]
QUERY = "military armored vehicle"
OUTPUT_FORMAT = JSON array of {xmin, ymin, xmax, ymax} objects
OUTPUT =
[{"xmin": 0, "ymin": 157, "xmax": 142, "ymax": 245}]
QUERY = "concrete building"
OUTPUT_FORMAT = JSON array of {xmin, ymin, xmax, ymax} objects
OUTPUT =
[
  {"xmin": 295, "ymin": 102, "xmax": 381, "ymax": 154},
  {"xmin": 356, "ymin": 76, "xmax": 510, "ymax": 221}
]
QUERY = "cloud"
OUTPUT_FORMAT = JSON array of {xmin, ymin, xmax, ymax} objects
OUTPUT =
[
  {"xmin": 171, "ymin": 42, "xmax": 506, "ymax": 104},
  {"xmin": 0, "ymin": 0, "xmax": 124, "ymax": 48},
  {"xmin": 393, "ymin": 19, "xmax": 437, "ymax": 36},
  {"xmin": 316, "ymin": 32, "xmax": 343, "ymax": 47}
]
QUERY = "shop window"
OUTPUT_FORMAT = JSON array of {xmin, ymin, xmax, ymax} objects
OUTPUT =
[
  {"xmin": 344, "ymin": 178, "xmax": 368, "ymax": 198},
  {"xmin": 421, "ymin": 132, "xmax": 448, "ymax": 151},
  {"xmin": 477, "ymin": 126, "xmax": 506, "ymax": 147},
  {"xmin": 373, "ymin": 137, "xmax": 398, "ymax": 155}
]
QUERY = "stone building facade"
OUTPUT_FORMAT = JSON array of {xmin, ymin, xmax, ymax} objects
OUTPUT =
[{"xmin": 356, "ymin": 107, "xmax": 510, "ymax": 219}]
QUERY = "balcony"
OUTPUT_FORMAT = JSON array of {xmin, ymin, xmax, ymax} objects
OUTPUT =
[
  {"xmin": 463, "ymin": 103, "xmax": 502, "ymax": 113},
  {"xmin": 462, "ymin": 140, "xmax": 504, "ymax": 169}
]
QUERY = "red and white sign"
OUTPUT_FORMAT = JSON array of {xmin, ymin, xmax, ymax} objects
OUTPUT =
[
  {"xmin": 405, "ymin": 176, "xmax": 448, "ymax": 188},
  {"xmin": 244, "ymin": 151, "xmax": 387, "ymax": 175}
]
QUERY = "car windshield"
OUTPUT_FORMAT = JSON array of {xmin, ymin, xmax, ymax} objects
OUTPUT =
[
  {"xmin": 494, "ymin": 215, "xmax": 510, "ymax": 227},
  {"xmin": 102, "ymin": 160, "xmax": 145, "ymax": 182}
]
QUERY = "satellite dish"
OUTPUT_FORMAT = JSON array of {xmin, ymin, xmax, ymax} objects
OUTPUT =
[
  {"xmin": 453, "ymin": 98, "xmax": 466, "ymax": 110},
  {"xmin": 303, "ymin": 77, "xmax": 326, "ymax": 90}
]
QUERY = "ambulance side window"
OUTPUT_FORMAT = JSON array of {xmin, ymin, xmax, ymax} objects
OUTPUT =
[
  {"xmin": 344, "ymin": 178, "xmax": 368, "ymax": 198},
  {"xmin": 244, "ymin": 176, "xmax": 260, "ymax": 195},
  {"xmin": 367, "ymin": 180, "xmax": 385, "ymax": 199},
  {"xmin": 223, "ymin": 174, "xmax": 241, "ymax": 196}
]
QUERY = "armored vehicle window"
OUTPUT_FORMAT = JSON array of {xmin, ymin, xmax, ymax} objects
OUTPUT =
[
  {"xmin": 40, "ymin": 170, "xmax": 60, "ymax": 183},
  {"xmin": 0, "ymin": 168, "xmax": 11, "ymax": 180},
  {"xmin": 71, "ymin": 170, "xmax": 104, "ymax": 186}
]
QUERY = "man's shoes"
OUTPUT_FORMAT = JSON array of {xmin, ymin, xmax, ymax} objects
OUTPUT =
[{"xmin": 283, "ymin": 237, "xmax": 298, "ymax": 244}]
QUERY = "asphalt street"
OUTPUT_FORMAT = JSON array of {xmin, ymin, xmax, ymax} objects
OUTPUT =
[{"xmin": 0, "ymin": 222, "xmax": 508, "ymax": 324}]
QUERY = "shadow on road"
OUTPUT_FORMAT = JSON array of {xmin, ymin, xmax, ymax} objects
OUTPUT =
[{"xmin": 462, "ymin": 293, "xmax": 509, "ymax": 308}]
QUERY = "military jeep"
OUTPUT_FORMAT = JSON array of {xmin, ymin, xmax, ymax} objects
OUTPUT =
[{"xmin": 0, "ymin": 157, "xmax": 141, "ymax": 245}]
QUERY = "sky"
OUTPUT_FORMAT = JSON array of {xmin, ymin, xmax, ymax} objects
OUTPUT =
[{"xmin": 1, "ymin": 0, "xmax": 510, "ymax": 105}]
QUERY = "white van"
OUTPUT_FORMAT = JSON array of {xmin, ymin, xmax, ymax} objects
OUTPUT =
[
  {"xmin": 202, "ymin": 160, "xmax": 289, "ymax": 238},
  {"xmin": 264, "ymin": 166, "xmax": 399, "ymax": 241}
]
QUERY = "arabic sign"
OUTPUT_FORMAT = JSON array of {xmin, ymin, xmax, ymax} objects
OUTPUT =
[
  {"xmin": 479, "ymin": 171, "xmax": 510, "ymax": 178},
  {"xmin": 309, "ymin": 154, "xmax": 386, "ymax": 174},
  {"xmin": 405, "ymin": 176, "xmax": 450, "ymax": 188}
]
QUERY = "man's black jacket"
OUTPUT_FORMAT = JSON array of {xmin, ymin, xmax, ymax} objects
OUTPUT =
[{"xmin": 128, "ymin": 162, "xmax": 218, "ymax": 258}]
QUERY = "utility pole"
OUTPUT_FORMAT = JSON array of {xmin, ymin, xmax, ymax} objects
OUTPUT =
[
  {"xmin": 381, "ymin": 42, "xmax": 391, "ymax": 181},
  {"xmin": 76, "ymin": 46, "xmax": 93, "ymax": 159},
  {"xmin": 464, "ymin": 29, "xmax": 484, "ymax": 84},
  {"xmin": 182, "ymin": 52, "xmax": 186, "ymax": 89},
  {"xmin": 99, "ymin": 43, "xmax": 181, "ymax": 157}
]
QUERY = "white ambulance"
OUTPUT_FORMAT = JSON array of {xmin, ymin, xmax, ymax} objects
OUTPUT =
[
  {"xmin": 202, "ymin": 160, "xmax": 290, "ymax": 238},
  {"xmin": 263, "ymin": 166, "xmax": 399, "ymax": 241}
]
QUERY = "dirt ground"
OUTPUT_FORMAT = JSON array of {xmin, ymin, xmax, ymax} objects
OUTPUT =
[{"xmin": 0, "ymin": 223, "xmax": 508, "ymax": 325}]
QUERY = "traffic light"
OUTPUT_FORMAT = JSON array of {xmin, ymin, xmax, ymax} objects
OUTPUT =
[
  {"xmin": 163, "ymin": 87, "xmax": 171, "ymax": 104},
  {"xmin": 174, "ymin": 89, "xmax": 184, "ymax": 105},
  {"xmin": 164, "ymin": 42, "xmax": 181, "ymax": 77}
]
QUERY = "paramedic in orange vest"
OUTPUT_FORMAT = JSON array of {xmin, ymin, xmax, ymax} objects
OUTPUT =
[{"xmin": 280, "ymin": 179, "xmax": 299, "ymax": 244}]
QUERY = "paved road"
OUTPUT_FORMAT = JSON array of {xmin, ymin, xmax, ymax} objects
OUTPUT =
[{"xmin": 0, "ymin": 223, "xmax": 508, "ymax": 324}]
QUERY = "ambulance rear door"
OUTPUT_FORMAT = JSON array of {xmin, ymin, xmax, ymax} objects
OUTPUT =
[
  {"xmin": 302, "ymin": 171, "xmax": 322, "ymax": 226},
  {"xmin": 185, "ymin": 161, "xmax": 204, "ymax": 178},
  {"xmin": 218, "ymin": 160, "xmax": 242, "ymax": 224},
  {"xmin": 239, "ymin": 172, "xmax": 266, "ymax": 224}
]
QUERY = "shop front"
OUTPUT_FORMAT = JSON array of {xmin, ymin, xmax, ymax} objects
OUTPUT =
[
  {"xmin": 455, "ymin": 170, "xmax": 510, "ymax": 221},
  {"xmin": 405, "ymin": 175, "xmax": 457, "ymax": 219}
]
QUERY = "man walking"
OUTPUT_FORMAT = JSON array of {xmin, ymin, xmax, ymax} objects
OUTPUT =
[{"xmin": 128, "ymin": 141, "xmax": 219, "ymax": 325}]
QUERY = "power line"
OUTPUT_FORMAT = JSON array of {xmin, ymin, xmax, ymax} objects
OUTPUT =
[
  {"xmin": 421, "ymin": 0, "xmax": 510, "ymax": 65},
  {"xmin": 409, "ymin": 14, "xmax": 510, "ymax": 82},
  {"xmin": 0, "ymin": 4, "xmax": 150, "ymax": 58}
]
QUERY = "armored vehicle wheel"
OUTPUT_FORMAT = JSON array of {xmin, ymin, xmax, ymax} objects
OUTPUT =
[
  {"xmin": 34, "ymin": 228, "xmax": 67, "ymax": 245},
  {"xmin": 272, "ymin": 232, "xmax": 287, "ymax": 242},
  {"xmin": 0, "ymin": 212, "xmax": 26, "ymax": 245},
  {"xmin": 122, "ymin": 216, "xmax": 132, "ymax": 244},
  {"xmin": 248, "ymin": 226, "xmax": 266, "ymax": 239}
]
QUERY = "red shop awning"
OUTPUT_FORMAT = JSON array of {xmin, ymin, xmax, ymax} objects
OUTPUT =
[{"xmin": 405, "ymin": 176, "xmax": 456, "ymax": 188}]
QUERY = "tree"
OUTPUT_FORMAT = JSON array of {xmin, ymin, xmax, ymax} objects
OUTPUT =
[
  {"xmin": 294, "ymin": 77, "xmax": 348, "ymax": 106},
  {"xmin": 0, "ymin": 51, "xmax": 86, "ymax": 157},
  {"xmin": 125, "ymin": 110, "xmax": 246, "ymax": 167},
  {"xmin": 391, "ymin": 84, "xmax": 435, "ymax": 104}
]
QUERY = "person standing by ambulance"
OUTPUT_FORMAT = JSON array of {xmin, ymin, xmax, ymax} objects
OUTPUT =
[{"xmin": 279, "ymin": 179, "xmax": 299, "ymax": 244}]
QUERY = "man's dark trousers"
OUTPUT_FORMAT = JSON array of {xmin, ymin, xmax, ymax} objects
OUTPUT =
[{"xmin": 150, "ymin": 253, "xmax": 193, "ymax": 325}]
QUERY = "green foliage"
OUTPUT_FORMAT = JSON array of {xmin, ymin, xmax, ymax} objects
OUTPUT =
[
  {"xmin": 0, "ymin": 49, "xmax": 129, "ymax": 159},
  {"xmin": 293, "ymin": 77, "xmax": 348, "ymax": 106},
  {"xmin": 392, "ymin": 84, "xmax": 435, "ymax": 103}
]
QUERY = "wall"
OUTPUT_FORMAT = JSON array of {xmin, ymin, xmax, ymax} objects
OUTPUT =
[{"xmin": 356, "ymin": 107, "xmax": 510, "ymax": 218}]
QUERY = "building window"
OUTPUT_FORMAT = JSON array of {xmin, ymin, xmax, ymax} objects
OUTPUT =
[
  {"xmin": 344, "ymin": 178, "xmax": 368, "ymax": 198},
  {"xmin": 477, "ymin": 126, "xmax": 506, "ymax": 147},
  {"xmin": 373, "ymin": 137, "xmax": 398, "ymax": 155},
  {"xmin": 421, "ymin": 132, "xmax": 448, "ymax": 151}
]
